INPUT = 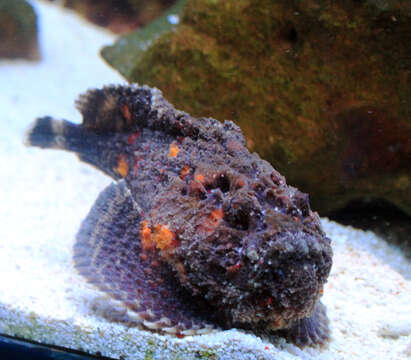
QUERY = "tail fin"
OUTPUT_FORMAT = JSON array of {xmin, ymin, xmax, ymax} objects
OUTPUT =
[
  {"xmin": 25, "ymin": 116, "xmax": 120, "ymax": 179},
  {"xmin": 25, "ymin": 116, "xmax": 84, "ymax": 151}
]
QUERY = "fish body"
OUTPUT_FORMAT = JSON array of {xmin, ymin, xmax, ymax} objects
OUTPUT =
[{"xmin": 26, "ymin": 85, "xmax": 332, "ymax": 346}]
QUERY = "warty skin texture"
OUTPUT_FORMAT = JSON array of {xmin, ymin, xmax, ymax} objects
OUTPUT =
[{"xmin": 26, "ymin": 84, "xmax": 333, "ymax": 347}]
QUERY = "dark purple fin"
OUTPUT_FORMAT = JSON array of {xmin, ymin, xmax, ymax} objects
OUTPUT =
[
  {"xmin": 74, "ymin": 181, "xmax": 215, "ymax": 335},
  {"xmin": 276, "ymin": 302, "xmax": 330, "ymax": 347},
  {"xmin": 25, "ymin": 116, "xmax": 121, "ymax": 178},
  {"xmin": 25, "ymin": 116, "xmax": 84, "ymax": 150},
  {"xmin": 75, "ymin": 85, "xmax": 152, "ymax": 133},
  {"xmin": 75, "ymin": 84, "xmax": 245, "ymax": 144}
]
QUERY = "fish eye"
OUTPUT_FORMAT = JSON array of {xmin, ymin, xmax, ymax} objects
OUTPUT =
[
  {"xmin": 223, "ymin": 197, "xmax": 259, "ymax": 231},
  {"xmin": 205, "ymin": 172, "xmax": 231, "ymax": 193},
  {"xmin": 214, "ymin": 173, "xmax": 230, "ymax": 193}
]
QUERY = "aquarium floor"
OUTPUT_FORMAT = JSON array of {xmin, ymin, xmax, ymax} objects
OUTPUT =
[{"xmin": 0, "ymin": 1, "xmax": 410, "ymax": 359}]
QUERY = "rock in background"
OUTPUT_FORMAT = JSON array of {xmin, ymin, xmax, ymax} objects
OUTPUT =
[
  {"xmin": 0, "ymin": 0, "xmax": 39, "ymax": 60},
  {"xmin": 102, "ymin": 0, "xmax": 411, "ymax": 217},
  {"xmin": 44, "ymin": 0, "xmax": 178, "ymax": 33}
]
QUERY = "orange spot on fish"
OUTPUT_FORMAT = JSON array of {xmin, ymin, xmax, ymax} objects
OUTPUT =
[
  {"xmin": 258, "ymin": 297, "xmax": 272, "ymax": 308},
  {"xmin": 195, "ymin": 174, "xmax": 205, "ymax": 183},
  {"xmin": 197, "ymin": 208, "xmax": 223, "ymax": 234},
  {"xmin": 140, "ymin": 221, "xmax": 179, "ymax": 254},
  {"xmin": 121, "ymin": 104, "xmax": 132, "ymax": 121},
  {"xmin": 151, "ymin": 259, "xmax": 159, "ymax": 268},
  {"xmin": 140, "ymin": 220, "xmax": 153, "ymax": 251},
  {"xmin": 127, "ymin": 131, "xmax": 140, "ymax": 145},
  {"xmin": 151, "ymin": 224, "xmax": 178, "ymax": 252},
  {"xmin": 168, "ymin": 142, "xmax": 179, "ymax": 158},
  {"xmin": 114, "ymin": 155, "xmax": 129, "ymax": 177},
  {"xmin": 180, "ymin": 164, "xmax": 191, "ymax": 179},
  {"xmin": 210, "ymin": 208, "xmax": 223, "ymax": 224},
  {"xmin": 235, "ymin": 177, "xmax": 246, "ymax": 189},
  {"xmin": 227, "ymin": 262, "xmax": 242, "ymax": 273}
]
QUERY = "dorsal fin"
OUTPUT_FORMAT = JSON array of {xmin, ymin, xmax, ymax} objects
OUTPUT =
[
  {"xmin": 75, "ymin": 85, "xmax": 152, "ymax": 132},
  {"xmin": 75, "ymin": 84, "xmax": 246, "ymax": 145}
]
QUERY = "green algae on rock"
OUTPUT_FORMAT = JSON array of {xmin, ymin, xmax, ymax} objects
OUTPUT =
[
  {"xmin": 101, "ymin": 0, "xmax": 411, "ymax": 216},
  {"xmin": 101, "ymin": 0, "xmax": 187, "ymax": 71},
  {"xmin": 0, "ymin": 0, "xmax": 39, "ymax": 60}
]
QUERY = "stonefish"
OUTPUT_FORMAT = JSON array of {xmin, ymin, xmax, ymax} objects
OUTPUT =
[{"xmin": 26, "ymin": 85, "xmax": 333, "ymax": 347}]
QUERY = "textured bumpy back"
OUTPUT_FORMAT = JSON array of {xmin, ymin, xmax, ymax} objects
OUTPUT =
[
  {"xmin": 76, "ymin": 84, "xmax": 246, "ymax": 144},
  {"xmin": 25, "ymin": 84, "xmax": 333, "ymax": 347}
]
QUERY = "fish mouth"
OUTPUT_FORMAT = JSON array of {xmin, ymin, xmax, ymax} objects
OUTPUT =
[
  {"xmin": 225, "ymin": 229, "xmax": 333, "ymax": 328},
  {"xmin": 224, "ymin": 260, "xmax": 326, "ymax": 330}
]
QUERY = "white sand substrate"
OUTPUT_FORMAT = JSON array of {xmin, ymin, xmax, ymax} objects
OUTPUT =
[{"xmin": 0, "ymin": 1, "xmax": 410, "ymax": 359}]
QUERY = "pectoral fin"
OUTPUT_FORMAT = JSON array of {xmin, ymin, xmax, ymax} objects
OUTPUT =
[{"xmin": 73, "ymin": 181, "xmax": 215, "ymax": 335}]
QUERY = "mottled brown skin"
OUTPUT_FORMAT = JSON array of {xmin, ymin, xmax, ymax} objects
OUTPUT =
[{"xmin": 26, "ymin": 84, "xmax": 332, "ymax": 346}]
